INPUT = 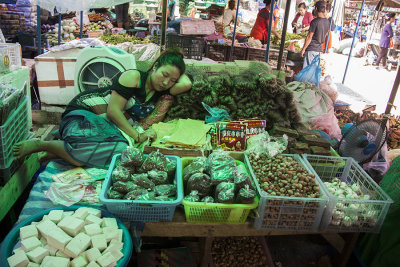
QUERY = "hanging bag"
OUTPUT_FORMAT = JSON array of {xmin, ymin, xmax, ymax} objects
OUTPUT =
[{"xmin": 294, "ymin": 54, "xmax": 322, "ymax": 87}]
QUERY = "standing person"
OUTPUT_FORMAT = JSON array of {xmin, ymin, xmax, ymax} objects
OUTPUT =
[
  {"xmin": 223, "ymin": 0, "xmax": 238, "ymax": 35},
  {"xmin": 300, "ymin": 0, "xmax": 330, "ymax": 68},
  {"xmin": 166, "ymin": 0, "xmax": 176, "ymax": 21},
  {"xmin": 115, "ymin": 3, "xmax": 130, "ymax": 30},
  {"xmin": 291, "ymin": 2, "xmax": 313, "ymax": 33},
  {"xmin": 375, "ymin": 13, "xmax": 396, "ymax": 69},
  {"xmin": 322, "ymin": 2, "xmax": 336, "ymax": 52},
  {"xmin": 250, "ymin": 0, "xmax": 281, "ymax": 44},
  {"xmin": 13, "ymin": 48, "xmax": 192, "ymax": 168}
]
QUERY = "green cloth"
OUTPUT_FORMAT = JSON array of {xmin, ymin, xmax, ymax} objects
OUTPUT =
[{"xmin": 359, "ymin": 156, "xmax": 400, "ymax": 267}]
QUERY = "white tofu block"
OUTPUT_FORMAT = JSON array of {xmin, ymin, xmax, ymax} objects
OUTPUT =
[
  {"xmin": 55, "ymin": 250, "xmax": 69, "ymax": 258},
  {"xmin": 7, "ymin": 249, "xmax": 29, "ymax": 267},
  {"xmin": 41, "ymin": 256, "xmax": 70, "ymax": 267},
  {"xmin": 91, "ymin": 234, "xmax": 107, "ymax": 252},
  {"xmin": 42, "ymin": 215, "xmax": 49, "ymax": 222},
  {"xmin": 20, "ymin": 225, "xmax": 39, "ymax": 240},
  {"xmin": 30, "ymin": 222, "xmax": 39, "ymax": 226},
  {"xmin": 36, "ymin": 220, "xmax": 57, "ymax": 239},
  {"xmin": 106, "ymin": 263, "xmax": 116, "ymax": 267},
  {"xmin": 71, "ymin": 255, "xmax": 88, "ymax": 267},
  {"xmin": 58, "ymin": 216, "xmax": 85, "ymax": 237},
  {"xmin": 47, "ymin": 227, "xmax": 72, "ymax": 251},
  {"xmin": 85, "ymin": 247, "xmax": 102, "ymax": 262},
  {"xmin": 21, "ymin": 237, "xmax": 42, "ymax": 252},
  {"xmin": 85, "ymin": 214, "xmax": 103, "ymax": 225},
  {"xmin": 72, "ymin": 208, "xmax": 89, "ymax": 220},
  {"xmin": 44, "ymin": 245, "xmax": 58, "ymax": 256},
  {"xmin": 87, "ymin": 262, "xmax": 101, "ymax": 267},
  {"xmin": 26, "ymin": 246, "xmax": 49, "ymax": 264},
  {"xmin": 110, "ymin": 250, "xmax": 123, "ymax": 262},
  {"xmin": 86, "ymin": 208, "xmax": 101, "ymax": 217},
  {"xmin": 84, "ymin": 224, "xmax": 102, "ymax": 236},
  {"xmin": 101, "ymin": 227, "xmax": 118, "ymax": 243},
  {"xmin": 64, "ymin": 232, "xmax": 91, "ymax": 258},
  {"xmin": 116, "ymin": 229, "xmax": 123, "ymax": 243},
  {"xmin": 63, "ymin": 211, "xmax": 74, "ymax": 217},
  {"xmin": 48, "ymin": 210, "xmax": 64, "ymax": 223},
  {"xmin": 13, "ymin": 248, "xmax": 24, "ymax": 255},
  {"xmin": 27, "ymin": 263, "xmax": 40, "ymax": 267},
  {"xmin": 101, "ymin": 218, "xmax": 118, "ymax": 229},
  {"xmin": 39, "ymin": 237, "xmax": 47, "ymax": 246},
  {"xmin": 103, "ymin": 241, "xmax": 123, "ymax": 255},
  {"xmin": 96, "ymin": 252, "xmax": 115, "ymax": 267}
]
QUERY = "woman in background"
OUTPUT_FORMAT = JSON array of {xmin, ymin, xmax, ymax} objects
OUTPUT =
[
  {"xmin": 292, "ymin": 2, "xmax": 313, "ymax": 33},
  {"xmin": 250, "ymin": 0, "xmax": 281, "ymax": 43}
]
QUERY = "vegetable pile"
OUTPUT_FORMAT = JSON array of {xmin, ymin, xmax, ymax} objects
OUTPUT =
[
  {"xmin": 212, "ymin": 237, "xmax": 269, "ymax": 267},
  {"xmin": 165, "ymin": 62, "xmax": 302, "ymax": 129},
  {"xmin": 107, "ymin": 148, "xmax": 177, "ymax": 201},
  {"xmin": 183, "ymin": 152, "xmax": 256, "ymax": 204},
  {"xmin": 100, "ymin": 33, "xmax": 154, "ymax": 45},
  {"xmin": 324, "ymin": 178, "xmax": 379, "ymax": 228}
]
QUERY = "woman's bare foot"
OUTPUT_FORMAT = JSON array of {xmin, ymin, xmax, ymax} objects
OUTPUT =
[
  {"xmin": 13, "ymin": 139, "xmax": 43, "ymax": 159},
  {"xmin": 38, "ymin": 152, "xmax": 58, "ymax": 164}
]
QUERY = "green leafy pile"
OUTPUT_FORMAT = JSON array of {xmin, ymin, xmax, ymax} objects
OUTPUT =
[
  {"xmin": 165, "ymin": 61, "xmax": 302, "ymax": 129},
  {"xmin": 100, "ymin": 33, "xmax": 155, "ymax": 45}
]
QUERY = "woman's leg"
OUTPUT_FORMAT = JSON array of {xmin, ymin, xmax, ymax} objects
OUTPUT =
[
  {"xmin": 381, "ymin": 47, "xmax": 389, "ymax": 67},
  {"xmin": 13, "ymin": 139, "xmax": 83, "ymax": 167},
  {"xmin": 376, "ymin": 47, "xmax": 385, "ymax": 66}
]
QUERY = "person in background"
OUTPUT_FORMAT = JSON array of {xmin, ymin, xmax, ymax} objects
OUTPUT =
[
  {"xmin": 322, "ymin": 2, "xmax": 336, "ymax": 52},
  {"xmin": 166, "ymin": 0, "xmax": 176, "ymax": 21},
  {"xmin": 250, "ymin": 0, "xmax": 281, "ymax": 44},
  {"xmin": 13, "ymin": 48, "xmax": 192, "ymax": 169},
  {"xmin": 375, "ymin": 13, "xmax": 396, "ymax": 70},
  {"xmin": 291, "ymin": 2, "xmax": 313, "ymax": 33},
  {"xmin": 300, "ymin": 0, "xmax": 330, "ymax": 68},
  {"xmin": 223, "ymin": 0, "xmax": 238, "ymax": 35},
  {"xmin": 115, "ymin": 3, "xmax": 130, "ymax": 30}
]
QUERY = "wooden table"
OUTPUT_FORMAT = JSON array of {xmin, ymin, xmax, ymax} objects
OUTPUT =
[{"xmin": 142, "ymin": 210, "xmax": 359, "ymax": 267}]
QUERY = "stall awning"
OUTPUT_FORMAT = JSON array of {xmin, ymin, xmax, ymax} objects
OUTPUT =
[
  {"xmin": 31, "ymin": 0, "xmax": 131, "ymax": 12},
  {"xmin": 349, "ymin": 0, "xmax": 400, "ymax": 8}
]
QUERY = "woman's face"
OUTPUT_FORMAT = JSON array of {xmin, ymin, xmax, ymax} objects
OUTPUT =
[
  {"xmin": 298, "ymin": 7, "xmax": 306, "ymax": 16},
  {"xmin": 151, "ymin": 64, "xmax": 181, "ymax": 92}
]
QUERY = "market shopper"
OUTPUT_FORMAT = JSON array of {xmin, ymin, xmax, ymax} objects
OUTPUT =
[
  {"xmin": 115, "ymin": 3, "xmax": 130, "ymax": 30},
  {"xmin": 375, "ymin": 13, "xmax": 396, "ymax": 69},
  {"xmin": 166, "ymin": 0, "xmax": 176, "ymax": 21},
  {"xmin": 13, "ymin": 48, "xmax": 192, "ymax": 168},
  {"xmin": 300, "ymin": 0, "xmax": 330, "ymax": 68},
  {"xmin": 291, "ymin": 2, "xmax": 313, "ymax": 33},
  {"xmin": 322, "ymin": 3, "xmax": 335, "ymax": 52},
  {"xmin": 223, "ymin": 0, "xmax": 238, "ymax": 35},
  {"xmin": 250, "ymin": 0, "xmax": 281, "ymax": 44}
]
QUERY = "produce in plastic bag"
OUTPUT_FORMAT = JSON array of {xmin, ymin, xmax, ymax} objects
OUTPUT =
[
  {"xmin": 186, "ymin": 172, "xmax": 212, "ymax": 197},
  {"xmin": 215, "ymin": 182, "xmax": 235, "ymax": 199},
  {"xmin": 107, "ymin": 187, "xmax": 124, "ymax": 199},
  {"xmin": 120, "ymin": 146, "xmax": 144, "ymax": 168},
  {"xmin": 124, "ymin": 188, "xmax": 149, "ymax": 200},
  {"xmin": 136, "ymin": 166, "xmax": 146, "ymax": 174},
  {"xmin": 201, "ymin": 196, "xmax": 215, "ymax": 203},
  {"xmin": 111, "ymin": 166, "xmax": 132, "ymax": 182},
  {"xmin": 155, "ymin": 195, "xmax": 170, "ymax": 201},
  {"xmin": 217, "ymin": 189, "xmax": 235, "ymax": 204},
  {"xmin": 206, "ymin": 151, "xmax": 237, "ymax": 185},
  {"xmin": 166, "ymin": 158, "xmax": 177, "ymax": 181},
  {"xmin": 182, "ymin": 157, "xmax": 207, "ymax": 187},
  {"xmin": 147, "ymin": 170, "xmax": 169, "ymax": 185},
  {"xmin": 133, "ymin": 173, "xmax": 155, "ymax": 190},
  {"xmin": 236, "ymin": 185, "xmax": 256, "ymax": 204},
  {"xmin": 234, "ymin": 165, "xmax": 252, "ymax": 191},
  {"xmin": 136, "ymin": 192, "xmax": 156, "ymax": 201},
  {"xmin": 112, "ymin": 181, "xmax": 138, "ymax": 194},
  {"xmin": 141, "ymin": 150, "xmax": 167, "ymax": 171},
  {"xmin": 184, "ymin": 190, "xmax": 200, "ymax": 202},
  {"xmin": 154, "ymin": 184, "xmax": 177, "ymax": 197}
]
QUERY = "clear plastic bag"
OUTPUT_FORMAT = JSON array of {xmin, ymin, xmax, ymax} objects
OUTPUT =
[
  {"xmin": 186, "ymin": 172, "xmax": 212, "ymax": 197},
  {"xmin": 207, "ymin": 151, "xmax": 237, "ymax": 185},
  {"xmin": 294, "ymin": 54, "xmax": 321, "ymax": 87},
  {"xmin": 202, "ymin": 102, "xmax": 231, "ymax": 123}
]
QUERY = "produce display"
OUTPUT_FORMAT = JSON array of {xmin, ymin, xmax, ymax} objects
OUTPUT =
[
  {"xmin": 100, "ymin": 33, "xmax": 154, "ymax": 45},
  {"xmin": 7, "ymin": 207, "xmax": 125, "ymax": 267},
  {"xmin": 53, "ymin": 19, "xmax": 77, "ymax": 40},
  {"xmin": 166, "ymin": 62, "xmax": 303, "ymax": 129},
  {"xmin": 271, "ymin": 31, "xmax": 307, "ymax": 50},
  {"xmin": 88, "ymin": 21, "xmax": 108, "ymax": 32},
  {"xmin": 324, "ymin": 178, "xmax": 379, "ymax": 228},
  {"xmin": 183, "ymin": 153, "xmax": 256, "ymax": 204},
  {"xmin": 212, "ymin": 237, "xmax": 269, "ymax": 267},
  {"xmin": 107, "ymin": 148, "xmax": 177, "ymax": 201}
]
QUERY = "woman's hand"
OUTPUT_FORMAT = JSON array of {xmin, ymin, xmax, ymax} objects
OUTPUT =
[
  {"xmin": 139, "ymin": 128, "xmax": 157, "ymax": 142},
  {"xmin": 169, "ymin": 74, "xmax": 192, "ymax": 95}
]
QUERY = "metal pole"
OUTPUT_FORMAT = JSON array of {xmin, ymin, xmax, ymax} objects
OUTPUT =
[
  {"xmin": 37, "ymin": 5, "xmax": 41, "ymax": 54},
  {"xmin": 58, "ymin": 12, "xmax": 62, "ymax": 45},
  {"xmin": 384, "ymin": 66, "xmax": 400, "ymax": 115},
  {"xmin": 342, "ymin": 0, "xmax": 365, "ymax": 84},
  {"xmin": 229, "ymin": 0, "xmax": 241, "ymax": 62},
  {"xmin": 277, "ymin": 0, "xmax": 291, "ymax": 70},
  {"xmin": 325, "ymin": 0, "xmax": 337, "ymax": 53},
  {"xmin": 160, "ymin": 0, "xmax": 168, "ymax": 50},
  {"xmin": 265, "ymin": 0, "xmax": 275, "ymax": 63},
  {"xmin": 80, "ymin": 11, "xmax": 83, "ymax": 39}
]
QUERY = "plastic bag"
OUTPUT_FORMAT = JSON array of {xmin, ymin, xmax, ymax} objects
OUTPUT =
[
  {"xmin": 215, "ymin": 182, "xmax": 235, "ymax": 199},
  {"xmin": 111, "ymin": 166, "xmax": 132, "ymax": 182},
  {"xmin": 207, "ymin": 151, "xmax": 237, "ymax": 185},
  {"xmin": 166, "ymin": 158, "xmax": 177, "ymax": 182},
  {"xmin": 310, "ymin": 111, "xmax": 342, "ymax": 140},
  {"xmin": 217, "ymin": 189, "xmax": 235, "ymax": 204},
  {"xmin": 287, "ymin": 41, "xmax": 297, "ymax": 52},
  {"xmin": 236, "ymin": 185, "xmax": 256, "ymax": 204},
  {"xmin": 234, "ymin": 165, "xmax": 252, "ymax": 191},
  {"xmin": 136, "ymin": 192, "xmax": 156, "ymax": 201},
  {"xmin": 182, "ymin": 157, "xmax": 207, "ymax": 187},
  {"xmin": 112, "ymin": 181, "xmax": 138, "ymax": 194},
  {"xmin": 201, "ymin": 196, "xmax": 215, "ymax": 203},
  {"xmin": 133, "ymin": 173, "xmax": 155, "ymax": 190},
  {"xmin": 184, "ymin": 190, "xmax": 200, "ymax": 202},
  {"xmin": 154, "ymin": 184, "xmax": 177, "ymax": 197},
  {"xmin": 186, "ymin": 172, "xmax": 212, "ymax": 197},
  {"xmin": 121, "ymin": 146, "xmax": 145, "ymax": 168},
  {"xmin": 141, "ymin": 150, "xmax": 167, "ymax": 171},
  {"xmin": 107, "ymin": 187, "xmax": 124, "ymax": 199},
  {"xmin": 147, "ymin": 170, "xmax": 169, "ymax": 185},
  {"xmin": 294, "ymin": 55, "xmax": 321, "ymax": 87},
  {"xmin": 202, "ymin": 102, "xmax": 231, "ymax": 123},
  {"xmin": 124, "ymin": 188, "xmax": 148, "ymax": 200},
  {"xmin": 319, "ymin": 75, "xmax": 338, "ymax": 103}
]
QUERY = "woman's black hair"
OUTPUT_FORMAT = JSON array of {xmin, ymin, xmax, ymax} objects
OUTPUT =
[
  {"xmin": 228, "ymin": 0, "xmax": 236, "ymax": 10},
  {"xmin": 263, "ymin": 0, "xmax": 271, "ymax": 6},
  {"xmin": 149, "ymin": 47, "xmax": 186, "ymax": 75},
  {"xmin": 298, "ymin": 2, "xmax": 306, "ymax": 9},
  {"xmin": 326, "ymin": 3, "xmax": 332, "ymax": 12},
  {"xmin": 389, "ymin": 13, "xmax": 396, "ymax": 19}
]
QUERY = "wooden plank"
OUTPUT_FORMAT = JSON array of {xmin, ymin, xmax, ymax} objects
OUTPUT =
[
  {"xmin": 0, "ymin": 153, "xmax": 40, "ymax": 221},
  {"xmin": 200, "ymin": 236, "xmax": 213, "ymax": 267},
  {"xmin": 332, "ymin": 233, "xmax": 360, "ymax": 267},
  {"xmin": 32, "ymin": 110, "xmax": 62, "ymax": 125},
  {"xmin": 321, "ymin": 233, "xmax": 345, "ymax": 252}
]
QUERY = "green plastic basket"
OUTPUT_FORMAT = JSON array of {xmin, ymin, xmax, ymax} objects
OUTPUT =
[{"xmin": 181, "ymin": 157, "xmax": 259, "ymax": 224}]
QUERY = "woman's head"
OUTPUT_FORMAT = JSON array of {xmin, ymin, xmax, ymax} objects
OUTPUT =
[
  {"xmin": 388, "ymin": 12, "xmax": 396, "ymax": 23},
  {"xmin": 298, "ymin": 2, "xmax": 307, "ymax": 16},
  {"xmin": 228, "ymin": 0, "xmax": 235, "ymax": 10},
  {"xmin": 263, "ymin": 0, "xmax": 271, "ymax": 7},
  {"xmin": 149, "ymin": 48, "xmax": 185, "ymax": 92}
]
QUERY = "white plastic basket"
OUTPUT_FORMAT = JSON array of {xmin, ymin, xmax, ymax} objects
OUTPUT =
[
  {"xmin": 302, "ymin": 155, "xmax": 393, "ymax": 233},
  {"xmin": 0, "ymin": 43, "xmax": 21, "ymax": 73}
]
